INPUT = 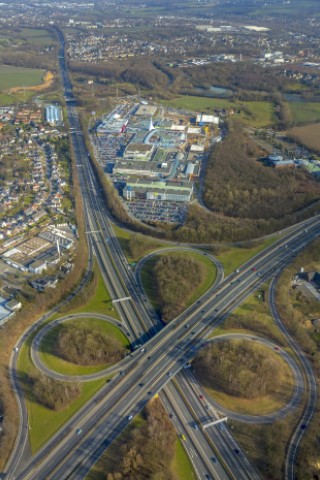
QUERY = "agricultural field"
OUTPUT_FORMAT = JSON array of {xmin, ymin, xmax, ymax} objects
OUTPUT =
[
  {"xmin": 288, "ymin": 123, "xmax": 320, "ymax": 152},
  {"xmin": 19, "ymin": 28, "xmax": 55, "ymax": 46},
  {"xmin": 288, "ymin": 102, "xmax": 320, "ymax": 124},
  {"xmin": 0, "ymin": 65, "xmax": 45, "ymax": 91}
]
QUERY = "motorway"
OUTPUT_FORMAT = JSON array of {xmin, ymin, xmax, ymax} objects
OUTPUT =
[
  {"xmin": 7, "ymin": 169, "xmax": 320, "ymax": 480},
  {"xmin": 4, "ymin": 26, "xmax": 320, "ymax": 480}
]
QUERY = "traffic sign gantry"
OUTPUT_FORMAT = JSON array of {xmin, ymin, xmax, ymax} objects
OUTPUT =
[{"xmin": 112, "ymin": 296, "xmax": 132, "ymax": 304}]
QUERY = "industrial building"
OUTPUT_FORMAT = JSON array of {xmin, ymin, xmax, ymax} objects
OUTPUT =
[
  {"xmin": 45, "ymin": 105, "xmax": 62, "ymax": 125},
  {"xmin": 196, "ymin": 113, "xmax": 219, "ymax": 125},
  {"xmin": 113, "ymin": 160, "xmax": 170, "ymax": 178},
  {"xmin": 0, "ymin": 297, "xmax": 13, "ymax": 325},
  {"xmin": 266, "ymin": 155, "xmax": 295, "ymax": 168},
  {"xmin": 134, "ymin": 105, "xmax": 157, "ymax": 116},
  {"xmin": 190, "ymin": 144, "xmax": 205, "ymax": 153},
  {"xmin": 124, "ymin": 143, "xmax": 154, "ymax": 161},
  {"xmin": 123, "ymin": 179, "xmax": 193, "ymax": 203},
  {"xmin": 1, "ymin": 226, "xmax": 74, "ymax": 273}
]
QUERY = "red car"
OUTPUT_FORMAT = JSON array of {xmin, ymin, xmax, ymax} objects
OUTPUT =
[
  {"xmin": 252, "ymin": 267, "xmax": 257, "ymax": 271},
  {"xmin": 199, "ymin": 395, "xmax": 204, "ymax": 400}
]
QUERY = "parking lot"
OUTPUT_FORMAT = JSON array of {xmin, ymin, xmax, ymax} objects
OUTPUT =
[{"xmin": 126, "ymin": 200, "xmax": 188, "ymax": 224}]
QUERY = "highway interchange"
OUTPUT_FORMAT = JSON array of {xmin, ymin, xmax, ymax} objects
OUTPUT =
[{"xmin": 4, "ymin": 26, "xmax": 320, "ymax": 480}]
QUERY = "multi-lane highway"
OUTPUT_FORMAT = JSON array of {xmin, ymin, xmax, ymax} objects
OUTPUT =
[
  {"xmin": 7, "ymin": 182, "xmax": 320, "ymax": 480},
  {"xmin": 4, "ymin": 26, "xmax": 320, "ymax": 480}
]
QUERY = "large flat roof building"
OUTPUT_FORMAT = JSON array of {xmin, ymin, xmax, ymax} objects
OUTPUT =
[
  {"xmin": 124, "ymin": 143, "xmax": 154, "ymax": 161},
  {"xmin": 113, "ymin": 160, "xmax": 170, "ymax": 178},
  {"xmin": 45, "ymin": 105, "xmax": 62, "ymax": 125},
  {"xmin": 123, "ymin": 178, "xmax": 193, "ymax": 203},
  {"xmin": 135, "ymin": 105, "xmax": 157, "ymax": 116},
  {"xmin": 196, "ymin": 114, "xmax": 219, "ymax": 125}
]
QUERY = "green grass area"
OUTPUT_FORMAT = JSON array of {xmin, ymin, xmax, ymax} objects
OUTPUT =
[
  {"xmin": 252, "ymin": 1, "xmax": 320, "ymax": 16},
  {"xmin": 288, "ymin": 102, "xmax": 320, "ymax": 124},
  {"xmin": 0, "ymin": 65, "xmax": 45, "ymax": 91},
  {"xmin": 204, "ymin": 377, "xmax": 292, "ymax": 416},
  {"xmin": 240, "ymin": 101, "xmax": 277, "ymax": 128},
  {"xmin": 18, "ymin": 336, "xmax": 107, "ymax": 453},
  {"xmin": 112, "ymin": 223, "xmax": 167, "ymax": 263},
  {"xmin": 161, "ymin": 96, "xmax": 276, "ymax": 127},
  {"xmin": 0, "ymin": 94, "xmax": 19, "ymax": 105},
  {"xmin": 209, "ymin": 282, "xmax": 290, "ymax": 346},
  {"xmin": 171, "ymin": 438, "xmax": 197, "ymax": 480},
  {"xmin": 161, "ymin": 95, "xmax": 237, "ymax": 112},
  {"xmin": 111, "ymin": 224, "xmax": 136, "ymax": 264},
  {"xmin": 140, "ymin": 250, "xmax": 217, "ymax": 314},
  {"xmin": 0, "ymin": 90, "xmax": 35, "ymax": 104},
  {"xmin": 65, "ymin": 264, "xmax": 120, "ymax": 319},
  {"xmin": 154, "ymin": 148, "xmax": 168, "ymax": 163},
  {"xmin": 19, "ymin": 28, "xmax": 55, "ymax": 46},
  {"xmin": 140, "ymin": 257, "xmax": 160, "ymax": 310},
  {"xmin": 39, "ymin": 317, "xmax": 129, "ymax": 376},
  {"xmin": 284, "ymin": 83, "xmax": 306, "ymax": 92},
  {"xmin": 216, "ymin": 236, "xmax": 278, "ymax": 276}
]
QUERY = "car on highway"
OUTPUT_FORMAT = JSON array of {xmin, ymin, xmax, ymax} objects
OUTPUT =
[
  {"xmin": 193, "ymin": 423, "xmax": 199, "ymax": 430},
  {"xmin": 180, "ymin": 434, "xmax": 186, "ymax": 441},
  {"xmin": 199, "ymin": 394, "xmax": 204, "ymax": 400},
  {"xmin": 211, "ymin": 457, "xmax": 217, "ymax": 463},
  {"xmin": 167, "ymin": 371, "xmax": 172, "ymax": 377},
  {"xmin": 76, "ymin": 428, "xmax": 82, "ymax": 435},
  {"xmin": 127, "ymin": 415, "xmax": 133, "ymax": 421},
  {"xmin": 234, "ymin": 448, "xmax": 240, "ymax": 455},
  {"xmin": 252, "ymin": 267, "xmax": 257, "ymax": 271}
]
